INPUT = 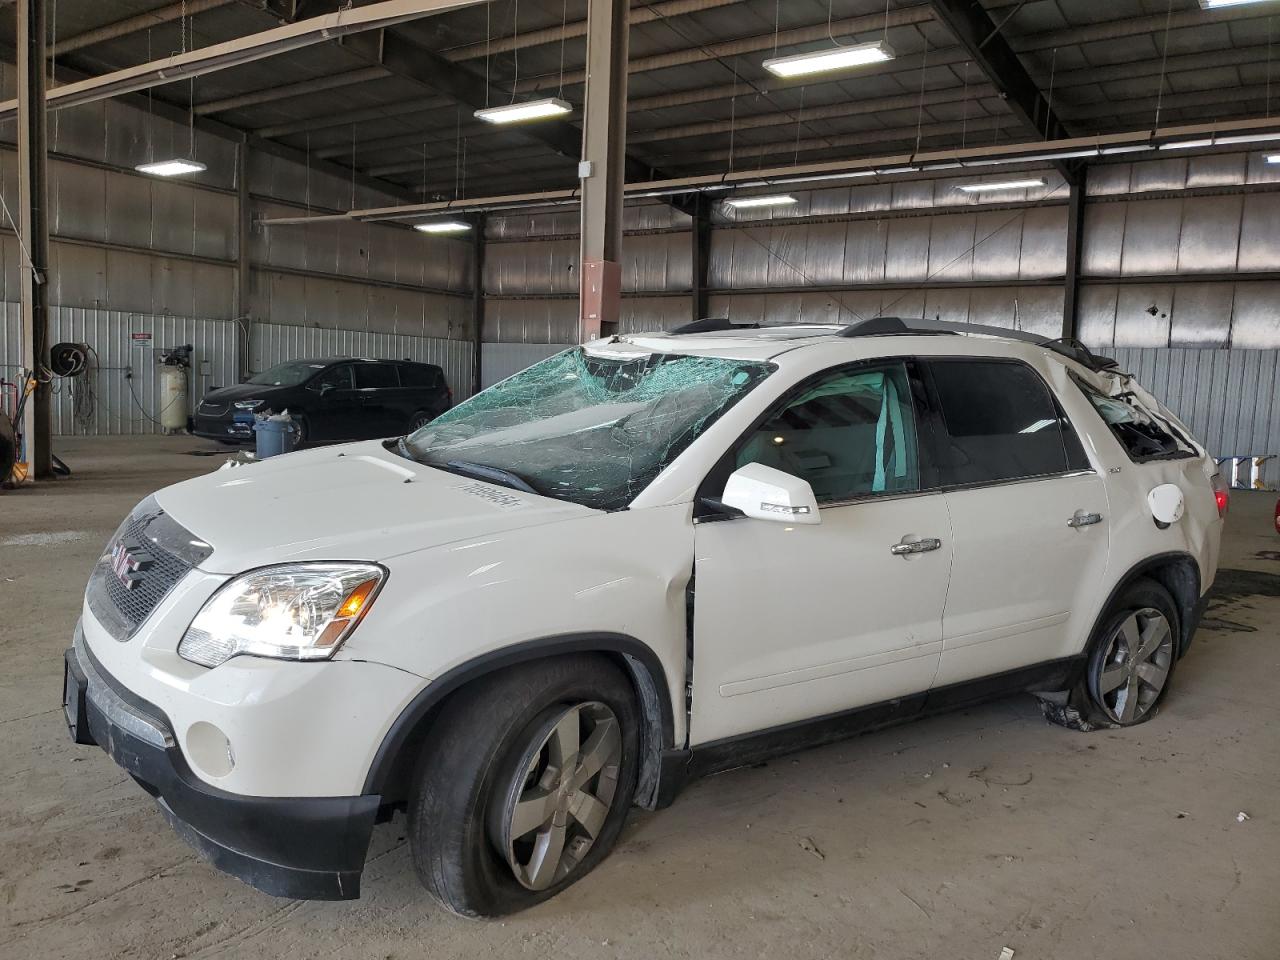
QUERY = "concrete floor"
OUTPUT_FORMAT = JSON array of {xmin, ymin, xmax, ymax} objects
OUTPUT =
[{"xmin": 2, "ymin": 435, "xmax": 1278, "ymax": 960}]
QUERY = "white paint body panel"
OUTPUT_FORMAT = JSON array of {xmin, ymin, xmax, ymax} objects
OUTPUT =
[{"xmin": 79, "ymin": 327, "xmax": 1224, "ymax": 800}]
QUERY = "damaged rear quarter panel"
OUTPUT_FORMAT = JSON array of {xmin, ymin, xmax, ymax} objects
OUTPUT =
[{"xmin": 341, "ymin": 503, "xmax": 695, "ymax": 747}]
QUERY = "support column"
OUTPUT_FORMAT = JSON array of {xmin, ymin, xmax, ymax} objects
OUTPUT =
[
  {"xmin": 689, "ymin": 194, "xmax": 712, "ymax": 322},
  {"xmin": 1062, "ymin": 166, "xmax": 1088, "ymax": 341},
  {"xmin": 236, "ymin": 136, "xmax": 251, "ymax": 381},
  {"xmin": 577, "ymin": 0, "xmax": 628, "ymax": 342},
  {"xmin": 17, "ymin": 0, "xmax": 51, "ymax": 479},
  {"xmin": 471, "ymin": 216, "xmax": 485, "ymax": 396}
]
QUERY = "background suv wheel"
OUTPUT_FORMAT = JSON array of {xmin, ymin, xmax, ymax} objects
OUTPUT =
[{"xmin": 407, "ymin": 655, "xmax": 639, "ymax": 917}]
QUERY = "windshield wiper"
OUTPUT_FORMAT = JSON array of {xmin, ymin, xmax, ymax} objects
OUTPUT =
[{"xmin": 440, "ymin": 459, "xmax": 540, "ymax": 495}]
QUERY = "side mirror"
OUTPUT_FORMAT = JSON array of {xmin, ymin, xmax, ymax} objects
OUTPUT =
[
  {"xmin": 721, "ymin": 462, "xmax": 821, "ymax": 525},
  {"xmin": 317, "ymin": 382, "xmax": 334, "ymax": 395}
]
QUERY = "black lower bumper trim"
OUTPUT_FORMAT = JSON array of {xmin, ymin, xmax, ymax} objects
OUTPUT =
[{"xmin": 65, "ymin": 638, "xmax": 380, "ymax": 900}]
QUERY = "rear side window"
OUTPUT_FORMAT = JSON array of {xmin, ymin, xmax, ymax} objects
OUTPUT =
[
  {"xmin": 1071, "ymin": 373, "xmax": 1194, "ymax": 462},
  {"xmin": 355, "ymin": 363, "xmax": 399, "ymax": 389},
  {"xmin": 400, "ymin": 364, "xmax": 440, "ymax": 389},
  {"xmin": 927, "ymin": 359, "xmax": 1084, "ymax": 486}
]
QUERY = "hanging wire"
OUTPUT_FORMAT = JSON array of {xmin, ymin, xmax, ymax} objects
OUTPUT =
[
  {"xmin": 913, "ymin": 37, "xmax": 929, "ymax": 154},
  {"xmin": 1044, "ymin": 47, "xmax": 1057, "ymax": 140},
  {"xmin": 960, "ymin": 60, "xmax": 970, "ymax": 149},
  {"xmin": 772, "ymin": 0, "xmax": 780, "ymax": 58},
  {"xmin": 350, "ymin": 122, "xmax": 357, "ymax": 208},
  {"xmin": 1152, "ymin": 0, "xmax": 1175, "ymax": 129},
  {"xmin": 556, "ymin": 0, "xmax": 569, "ymax": 98},
  {"xmin": 792, "ymin": 86, "xmax": 806, "ymax": 166},
  {"xmin": 727, "ymin": 58, "xmax": 738, "ymax": 173},
  {"xmin": 483, "ymin": 1, "xmax": 491, "ymax": 107},
  {"xmin": 1267, "ymin": 17, "xmax": 1274, "ymax": 118},
  {"xmin": 507, "ymin": 0, "xmax": 521, "ymax": 105}
]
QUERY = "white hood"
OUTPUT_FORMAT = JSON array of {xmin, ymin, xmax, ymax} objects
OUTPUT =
[{"xmin": 154, "ymin": 441, "xmax": 596, "ymax": 574}]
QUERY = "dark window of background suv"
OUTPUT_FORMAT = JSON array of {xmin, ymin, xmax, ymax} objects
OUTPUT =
[
  {"xmin": 927, "ymin": 359, "xmax": 1083, "ymax": 486},
  {"xmin": 400, "ymin": 365, "xmax": 438, "ymax": 389},
  {"xmin": 356, "ymin": 363, "xmax": 399, "ymax": 389}
]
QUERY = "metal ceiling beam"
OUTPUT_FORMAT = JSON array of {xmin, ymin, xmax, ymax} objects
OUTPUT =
[
  {"xmin": 0, "ymin": 0, "xmax": 493, "ymax": 121},
  {"xmin": 338, "ymin": 29, "xmax": 659, "ymax": 184},
  {"xmin": 927, "ymin": 0, "xmax": 1069, "ymax": 178},
  {"xmin": 50, "ymin": 0, "xmax": 239, "ymax": 56},
  {"xmin": 194, "ymin": 66, "xmax": 388, "ymax": 115},
  {"xmin": 255, "ymin": 114, "xmax": 1280, "ymax": 227},
  {"xmin": 513, "ymin": 4, "xmax": 935, "ymax": 93},
  {"xmin": 17, "ymin": 45, "xmax": 420, "ymax": 201}
]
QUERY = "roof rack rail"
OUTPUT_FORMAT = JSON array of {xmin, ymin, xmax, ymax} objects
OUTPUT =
[
  {"xmin": 667, "ymin": 318, "xmax": 761, "ymax": 335},
  {"xmin": 837, "ymin": 316, "xmax": 1118, "ymax": 372}
]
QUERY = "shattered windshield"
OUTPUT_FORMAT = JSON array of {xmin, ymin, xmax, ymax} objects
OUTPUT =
[{"xmin": 401, "ymin": 347, "xmax": 773, "ymax": 510}]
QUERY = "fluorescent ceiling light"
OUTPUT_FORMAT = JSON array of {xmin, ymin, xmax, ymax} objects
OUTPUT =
[
  {"xmin": 135, "ymin": 158, "xmax": 206, "ymax": 177},
  {"xmin": 1267, "ymin": 155, "xmax": 1280, "ymax": 164},
  {"xmin": 414, "ymin": 220, "xmax": 471, "ymax": 234},
  {"xmin": 1159, "ymin": 139, "xmax": 1214, "ymax": 150},
  {"xmin": 474, "ymin": 97, "xmax": 572, "ymax": 124},
  {"xmin": 1099, "ymin": 144, "xmax": 1153, "ymax": 155},
  {"xmin": 957, "ymin": 178, "xmax": 1047, "ymax": 193},
  {"xmin": 1198, "ymin": 0, "xmax": 1278, "ymax": 8},
  {"xmin": 1215, "ymin": 131, "xmax": 1280, "ymax": 144},
  {"xmin": 763, "ymin": 40, "xmax": 895, "ymax": 79},
  {"xmin": 724, "ymin": 194, "xmax": 797, "ymax": 209}
]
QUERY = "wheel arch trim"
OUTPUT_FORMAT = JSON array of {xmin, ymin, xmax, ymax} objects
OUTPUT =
[
  {"xmin": 361, "ymin": 633, "xmax": 675, "ymax": 804},
  {"xmin": 1091, "ymin": 551, "xmax": 1203, "ymax": 658}
]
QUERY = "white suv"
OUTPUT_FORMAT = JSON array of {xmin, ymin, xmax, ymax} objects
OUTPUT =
[{"xmin": 64, "ymin": 317, "xmax": 1225, "ymax": 916}]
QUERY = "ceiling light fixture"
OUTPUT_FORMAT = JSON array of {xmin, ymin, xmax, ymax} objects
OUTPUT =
[
  {"xmin": 474, "ymin": 97, "xmax": 572, "ymax": 124},
  {"xmin": 1158, "ymin": 139, "xmax": 1214, "ymax": 150},
  {"xmin": 1198, "ymin": 0, "xmax": 1278, "ymax": 8},
  {"xmin": 135, "ymin": 158, "xmax": 207, "ymax": 177},
  {"xmin": 1215, "ymin": 131, "xmax": 1280, "ymax": 145},
  {"xmin": 1267, "ymin": 155, "xmax": 1280, "ymax": 164},
  {"xmin": 763, "ymin": 40, "xmax": 895, "ymax": 79},
  {"xmin": 414, "ymin": 221, "xmax": 472, "ymax": 234},
  {"xmin": 724, "ymin": 194, "xmax": 798, "ymax": 209},
  {"xmin": 957, "ymin": 177, "xmax": 1047, "ymax": 193}
]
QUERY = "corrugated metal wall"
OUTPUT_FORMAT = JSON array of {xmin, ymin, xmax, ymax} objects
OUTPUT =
[
  {"xmin": 1106, "ymin": 347, "xmax": 1280, "ymax": 459},
  {"xmin": 0, "ymin": 306, "xmax": 238, "ymax": 436}
]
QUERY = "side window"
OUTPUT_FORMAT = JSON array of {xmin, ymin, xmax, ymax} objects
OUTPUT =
[
  {"xmin": 736, "ymin": 361, "xmax": 920, "ymax": 503},
  {"xmin": 311, "ymin": 364, "xmax": 353, "ymax": 392},
  {"xmin": 1070, "ymin": 373, "xmax": 1193, "ymax": 462},
  {"xmin": 400, "ymin": 364, "xmax": 438, "ymax": 389},
  {"xmin": 355, "ymin": 363, "xmax": 399, "ymax": 389},
  {"xmin": 928, "ymin": 359, "xmax": 1081, "ymax": 485}
]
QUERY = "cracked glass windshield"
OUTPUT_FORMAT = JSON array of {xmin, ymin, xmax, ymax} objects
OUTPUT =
[{"xmin": 401, "ymin": 347, "xmax": 773, "ymax": 510}]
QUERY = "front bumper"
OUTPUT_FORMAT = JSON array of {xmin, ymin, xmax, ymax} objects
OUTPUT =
[
  {"xmin": 64, "ymin": 633, "xmax": 379, "ymax": 900},
  {"xmin": 192, "ymin": 412, "xmax": 254, "ymax": 442}
]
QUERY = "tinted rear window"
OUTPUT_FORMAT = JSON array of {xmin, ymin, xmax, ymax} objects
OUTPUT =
[
  {"xmin": 355, "ymin": 363, "xmax": 399, "ymax": 389},
  {"xmin": 928, "ymin": 359, "xmax": 1081, "ymax": 485},
  {"xmin": 400, "ymin": 364, "xmax": 440, "ymax": 388}
]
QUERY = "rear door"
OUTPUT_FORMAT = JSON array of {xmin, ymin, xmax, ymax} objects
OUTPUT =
[
  {"xmin": 922, "ymin": 358, "xmax": 1111, "ymax": 687},
  {"xmin": 352, "ymin": 361, "xmax": 402, "ymax": 437}
]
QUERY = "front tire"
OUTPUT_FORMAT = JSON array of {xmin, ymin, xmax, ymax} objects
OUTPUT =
[{"xmin": 407, "ymin": 656, "xmax": 639, "ymax": 917}]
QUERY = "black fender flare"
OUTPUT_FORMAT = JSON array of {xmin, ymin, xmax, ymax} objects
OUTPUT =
[
  {"xmin": 361, "ymin": 632, "xmax": 676, "ymax": 806},
  {"xmin": 1088, "ymin": 551, "xmax": 1203, "ymax": 658}
]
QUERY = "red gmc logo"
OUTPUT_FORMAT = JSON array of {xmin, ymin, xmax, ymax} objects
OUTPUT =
[{"xmin": 109, "ymin": 540, "xmax": 153, "ymax": 591}]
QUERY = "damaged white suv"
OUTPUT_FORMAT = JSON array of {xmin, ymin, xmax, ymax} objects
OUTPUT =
[{"xmin": 64, "ymin": 316, "xmax": 1225, "ymax": 916}]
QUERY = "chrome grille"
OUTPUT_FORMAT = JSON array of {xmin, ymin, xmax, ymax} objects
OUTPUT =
[{"xmin": 86, "ymin": 497, "xmax": 211, "ymax": 641}]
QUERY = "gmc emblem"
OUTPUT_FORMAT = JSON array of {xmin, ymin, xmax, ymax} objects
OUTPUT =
[{"xmin": 109, "ymin": 539, "xmax": 154, "ymax": 591}]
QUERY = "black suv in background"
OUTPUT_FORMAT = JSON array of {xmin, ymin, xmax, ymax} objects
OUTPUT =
[{"xmin": 193, "ymin": 357, "xmax": 452, "ymax": 445}]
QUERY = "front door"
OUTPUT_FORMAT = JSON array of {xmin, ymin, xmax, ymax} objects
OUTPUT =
[
  {"xmin": 920, "ymin": 358, "xmax": 1112, "ymax": 687},
  {"xmin": 353, "ymin": 361, "xmax": 403, "ymax": 437},
  {"xmin": 308, "ymin": 363, "xmax": 358, "ymax": 441},
  {"xmin": 690, "ymin": 360, "xmax": 952, "ymax": 746}
]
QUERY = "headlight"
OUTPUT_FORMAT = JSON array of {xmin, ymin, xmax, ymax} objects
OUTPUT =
[
  {"xmin": 178, "ymin": 563, "xmax": 385, "ymax": 668},
  {"xmin": 233, "ymin": 399, "xmax": 263, "ymax": 410}
]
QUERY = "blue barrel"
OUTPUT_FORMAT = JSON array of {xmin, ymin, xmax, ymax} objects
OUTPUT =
[{"xmin": 253, "ymin": 413, "xmax": 297, "ymax": 459}]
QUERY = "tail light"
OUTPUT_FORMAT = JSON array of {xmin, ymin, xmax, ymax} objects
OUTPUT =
[{"xmin": 1211, "ymin": 473, "xmax": 1229, "ymax": 518}]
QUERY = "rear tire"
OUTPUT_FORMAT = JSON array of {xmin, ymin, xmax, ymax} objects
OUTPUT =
[
  {"xmin": 407, "ymin": 655, "xmax": 639, "ymax": 917},
  {"xmin": 1048, "ymin": 578, "xmax": 1180, "ymax": 730},
  {"xmin": 408, "ymin": 410, "xmax": 433, "ymax": 433}
]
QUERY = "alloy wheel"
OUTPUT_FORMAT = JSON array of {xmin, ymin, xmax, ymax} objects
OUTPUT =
[
  {"xmin": 1091, "ymin": 607, "xmax": 1174, "ymax": 723},
  {"xmin": 496, "ymin": 701, "xmax": 622, "ymax": 891}
]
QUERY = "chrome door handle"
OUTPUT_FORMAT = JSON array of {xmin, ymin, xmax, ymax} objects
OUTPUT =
[
  {"xmin": 1067, "ymin": 511, "xmax": 1103, "ymax": 528},
  {"xmin": 890, "ymin": 537, "xmax": 942, "ymax": 556}
]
